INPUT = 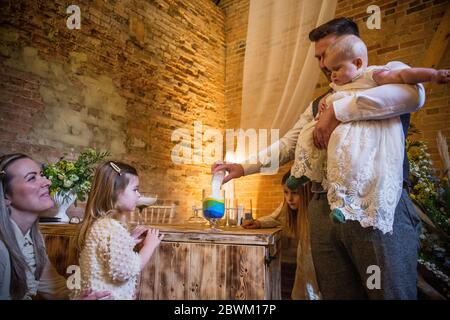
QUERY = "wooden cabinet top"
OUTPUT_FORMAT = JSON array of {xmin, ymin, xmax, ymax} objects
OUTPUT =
[{"xmin": 39, "ymin": 223, "xmax": 282, "ymax": 246}]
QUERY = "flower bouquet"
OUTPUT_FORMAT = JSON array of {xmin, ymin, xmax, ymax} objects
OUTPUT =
[
  {"xmin": 407, "ymin": 126, "xmax": 450, "ymax": 299},
  {"xmin": 42, "ymin": 148, "xmax": 109, "ymax": 221}
]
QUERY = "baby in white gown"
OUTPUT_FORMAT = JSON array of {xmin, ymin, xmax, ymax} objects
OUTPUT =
[{"xmin": 290, "ymin": 35, "xmax": 449, "ymax": 234}]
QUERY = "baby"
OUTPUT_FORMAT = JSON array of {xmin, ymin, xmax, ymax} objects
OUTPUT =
[{"xmin": 290, "ymin": 35, "xmax": 449, "ymax": 234}]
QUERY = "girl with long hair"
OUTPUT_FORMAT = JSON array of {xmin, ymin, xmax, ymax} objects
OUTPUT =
[{"xmin": 242, "ymin": 171, "xmax": 320, "ymax": 300}]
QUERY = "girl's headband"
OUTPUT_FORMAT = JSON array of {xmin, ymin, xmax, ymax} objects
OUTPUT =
[{"xmin": 109, "ymin": 162, "xmax": 122, "ymax": 176}]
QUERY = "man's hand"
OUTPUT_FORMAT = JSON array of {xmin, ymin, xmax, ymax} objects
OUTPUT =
[
  {"xmin": 211, "ymin": 162, "xmax": 244, "ymax": 184},
  {"xmin": 313, "ymin": 104, "xmax": 340, "ymax": 149},
  {"xmin": 315, "ymin": 93, "xmax": 332, "ymax": 120}
]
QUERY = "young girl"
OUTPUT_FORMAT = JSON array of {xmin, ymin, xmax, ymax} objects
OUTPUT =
[
  {"xmin": 290, "ymin": 34, "xmax": 450, "ymax": 234},
  {"xmin": 242, "ymin": 171, "xmax": 320, "ymax": 300},
  {"xmin": 77, "ymin": 161, "xmax": 163, "ymax": 300}
]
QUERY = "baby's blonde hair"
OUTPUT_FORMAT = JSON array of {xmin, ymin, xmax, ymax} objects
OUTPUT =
[{"xmin": 324, "ymin": 34, "xmax": 368, "ymax": 68}]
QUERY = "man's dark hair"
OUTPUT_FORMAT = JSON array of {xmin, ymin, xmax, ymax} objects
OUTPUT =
[{"xmin": 309, "ymin": 17, "xmax": 359, "ymax": 42}]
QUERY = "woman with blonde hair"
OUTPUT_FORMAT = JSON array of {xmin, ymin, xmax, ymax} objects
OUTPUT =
[
  {"xmin": 242, "ymin": 170, "xmax": 320, "ymax": 300},
  {"xmin": 0, "ymin": 153, "xmax": 111, "ymax": 300}
]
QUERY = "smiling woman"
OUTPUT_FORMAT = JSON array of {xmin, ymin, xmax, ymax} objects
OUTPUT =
[
  {"xmin": 0, "ymin": 154, "xmax": 54, "ymax": 300},
  {"xmin": 0, "ymin": 153, "xmax": 111, "ymax": 300}
]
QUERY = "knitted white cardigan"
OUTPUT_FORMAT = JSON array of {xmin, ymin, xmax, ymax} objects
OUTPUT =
[{"xmin": 79, "ymin": 217, "xmax": 141, "ymax": 300}]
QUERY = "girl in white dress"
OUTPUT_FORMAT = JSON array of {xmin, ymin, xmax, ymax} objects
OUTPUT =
[
  {"xmin": 290, "ymin": 35, "xmax": 450, "ymax": 234},
  {"xmin": 77, "ymin": 161, "xmax": 163, "ymax": 300}
]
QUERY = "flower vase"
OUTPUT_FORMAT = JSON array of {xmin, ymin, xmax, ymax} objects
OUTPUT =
[{"xmin": 53, "ymin": 191, "xmax": 77, "ymax": 223}]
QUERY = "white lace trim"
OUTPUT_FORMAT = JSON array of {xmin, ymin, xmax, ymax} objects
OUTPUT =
[
  {"xmin": 291, "ymin": 67, "xmax": 405, "ymax": 234},
  {"xmin": 291, "ymin": 121, "xmax": 327, "ymax": 183},
  {"xmin": 326, "ymin": 118, "xmax": 404, "ymax": 234}
]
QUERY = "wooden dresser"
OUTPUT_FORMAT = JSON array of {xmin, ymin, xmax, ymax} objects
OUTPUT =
[{"xmin": 40, "ymin": 223, "xmax": 282, "ymax": 300}]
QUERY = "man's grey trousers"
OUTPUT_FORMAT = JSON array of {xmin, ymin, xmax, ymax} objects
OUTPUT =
[{"xmin": 308, "ymin": 189, "xmax": 422, "ymax": 299}]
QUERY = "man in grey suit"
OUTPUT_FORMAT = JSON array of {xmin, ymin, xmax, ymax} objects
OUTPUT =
[{"xmin": 212, "ymin": 17, "xmax": 425, "ymax": 299}]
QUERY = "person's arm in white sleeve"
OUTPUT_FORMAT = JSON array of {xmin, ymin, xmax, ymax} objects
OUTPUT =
[
  {"xmin": 99, "ymin": 223, "xmax": 141, "ymax": 283},
  {"xmin": 241, "ymin": 104, "xmax": 315, "ymax": 176},
  {"xmin": 332, "ymin": 61, "xmax": 426, "ymax": 122}
]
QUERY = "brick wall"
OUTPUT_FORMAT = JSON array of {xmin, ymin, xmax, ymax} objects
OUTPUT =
[
  {"xmin": 1, "ymin": 0, "xmax": 449, "ymax": 221},
  {"xmin": 331, "ymin": 0, "xmax": 450, "ymax": 174},
  {"xmin": 221, "ymin": 0, "xmax": 450, "ymax": 218},
  {"xmin": 0, "ymin": 0, "xmax": 225, "ymax": 221},
  {"xmin": 220, "ymin": 0, "xmax": 290, "ymax": 218}
]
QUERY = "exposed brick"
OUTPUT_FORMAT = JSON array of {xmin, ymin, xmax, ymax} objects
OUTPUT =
[
  {"xmin": 385, "ymin": 8, "xmax": 396, "ymax": 15},
  {"xmin": 320, "ymin": 0, "xmax": 449, "ymax": 214},
  {"xmin": 433, "ymin": 0, "xmax": 449, "ymax": 4},
  {"xmin": 352, "ymin": 0, "xmax": 373, "ymax": 9},
  {"xmin": 406, "ymin": 3, "xmax": 428, "ymax": 14},
  {"xmin": 400, "ymin": 39, "xmax": 425, "ymax": 48},
  {"xmin": 0, "ymin": 0, "xmax": 226, "ymax": 222},
  {"xmin": 377, "ymin": 45, "xmax": 399, "ymax": 54},
  {"xmin": 380, "ymin": 1, "xmax": 399, "ymax": 10},
  {"xmin": 409, "ymin": 0, "xmax": 422, "ymax": 7},
  {"xmin": 1, "ymin": 0, "xmax": 449, "ymax": 221}
]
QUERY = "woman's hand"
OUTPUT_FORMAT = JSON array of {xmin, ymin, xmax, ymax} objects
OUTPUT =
[
  {"xmin": 130, "ymin": 225, "xmax": 148, "ymax": 245},
  {"xmin": 317, "ymin": 95, "xmax": 330, "ymax": 118},
  {"xmin": 241, "ymin": 219, "xmax": 261, "ymax": 229},
  {"xmin": 73, "ymin": 288, "xmax": 113, "ymax": 300}
]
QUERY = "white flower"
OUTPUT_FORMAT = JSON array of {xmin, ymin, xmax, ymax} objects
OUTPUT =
[
  {"xmin": 63, "ymin": 180, "xmax": 73, "ymax": 188},
  {"xmin": 69, "ymin": 174, "xmax": 79, "ymax": 182}
]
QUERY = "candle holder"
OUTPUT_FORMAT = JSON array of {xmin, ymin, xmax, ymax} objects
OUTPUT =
[
  {"xmin": 187, "ymin": 204, "xmax": 207, "ymax": 224},
  {"xmin": 135, "ymin": 193, "xmax": 157, "ymax": 225},
  {"xmin": 202, "ymin": 188, "xmax": 225, "ymax": 232}
]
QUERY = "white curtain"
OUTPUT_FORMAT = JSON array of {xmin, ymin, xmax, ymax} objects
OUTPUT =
[
  {"xmin": 224, "ymin": 0, "xmax": 336, "ymax": 208},
  {"xmin": 240, "ymin": 0, "xmax": 337, "ymax": 136}
]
